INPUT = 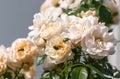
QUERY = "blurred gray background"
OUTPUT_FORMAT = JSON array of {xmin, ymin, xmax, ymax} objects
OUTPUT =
[
  {"xmin": 0, "ymin": 0, "xmax": 44, "ymax": 47},
  {"xmin": 0, "ymin": 0, "xmax": 120, "ymax": 79},
  {"xmin": 0, "ymin": 0, "xmax": 44, "ymax": 79}
]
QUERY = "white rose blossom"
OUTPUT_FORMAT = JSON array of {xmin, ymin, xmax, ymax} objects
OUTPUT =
[
  {"xmin": 45, "ymin": 35, "xmax": 73, "ymax": 64},
  {"xmin": 81, "ymin": 24, "xmax": 115, "ymax": 59},
  {"xmin": 80, "ymin": 10, "xmax": 96, "ymax": 17},
  {"xmin": 0, "ymin": 45, "xmax": 9, "ymax": 74},
  {"xmin": 43, "ymin": 35, "xmax": 74, "ymax": 70},
  {"xmin": 59, "ymin": 0, "xmax": 82, "ymax": 9},
  {"xmin": 28, "ymin": 30, "xmax": 44, "ymax": 46},
  {"xmin": 7, "ymin": 38, "xmax": 39, "ymax": 70},
  {"xmin": 59, "ymin": 0, "xmax": 73, "ymax": 9},
  {"xmin": 10, "ymin": 38, "xmax": 38, "ymax": 62},
  {"xmin": 28, "ymin": 7, "xmax": 63, "ymax": 46},
  {"xmin": 41, "ymin": 0, "xmax": 82, "ymax": 11},
  {"xmin": 7, "ymin": 47, "xmax": 23, "ymax": 70},
  {"xmin": 40, "ymin": 0, "xmax": 55, "ymax": 12},
  {"xmin": 68, "ymin": 0, "xmax": 82, "ymax": 9},
  {"xmin": 40, "ymin": 22, "xmax": 62, "ymax": 40},
  {"xmin": 28, "ymin": 20, "xmax": 63, "ymax": 46},
  {"xmin": 30, "ymin": 7, "xmax": 62, "ymax": 30},
  {"xmin": 60, "ymin": 14, "xmax": 98, "ymax": 43}
]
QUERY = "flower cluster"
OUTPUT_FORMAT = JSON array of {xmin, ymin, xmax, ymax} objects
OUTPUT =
[
  {"xmin": 0, "ymin": 38, "xmax": 39, "ymax": 79},
  {"xmin": 28, "ymin": 0, "xmax": 116, "ymax": 70},
  {"xmin": 0, "ymin": 0, "xmax": 120, "ymax": 79}
]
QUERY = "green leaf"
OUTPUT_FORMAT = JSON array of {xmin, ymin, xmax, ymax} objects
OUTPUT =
[
  {"xmin": 49, "ymin": 71, "xmax": 55, "ymax": 79},
  {"xmin": 108, "ymin": 29, "xmax": 113, "ymax": 33},
  {"xmin": 103, "ymin": 68, "xmax": 113, "ymax": 76},
  {"xmin": 114, "ymin": 71, "xmax": 120, "ymax": 78},
  {"xmin": 103, "ymin": 63, "xmax": 113, "ymax": 77},
  {"xmin": 18, "ymin": 74, "xmax": 25, "ymax": 79},
  {"xmin": 86, "ymin": 64, "xmax": 104, "ymax": 78},
  {"xmin": 86, "ymin": 0, "xmax": 94, "ymax": 7},
  {"xmin": 3, "ymin": 70, "xmax": 16, "ymax": 79},
  {"xmin": 63, "ymin": 38, "xmax": 70, "ymax": 42},
  {"xmin": 3, "ymin": 72, "xmax": 13, "ymax": 79},
  {"xmin": 93, "ymin": 62, "xmax": 120, "ymax": 78},
  {"xmin": 70, "ymin": 7, "xmax": 88, "ymax": 16},
  {"xmin": 40, "ymin": 71, "xmax": 60, "ymax": 79},
  {"xmin": 61, "ymin": 64, "xmax": 81, "ymax": 73},
  {"xmin": 63, "ymin": 6, "xmax": 88, "ymax": 16},
  {"xmin": 113, "ymin": 67, "xmax": 120, "ymax": 78},
  {"xmin": 102, "ymin": 62, "xmax": 120, "ymax": 78},
  {"xmin": 36, "ymin": 55, "xmax": 47, "ymax": 66},
  {"xmin": 101, "ymin": 57, "xmax": 108, "ymax": 62},
  {"xmin": 97, "ymin": 5, "xmax": 112, "ymax": 25},
  {"xmin": 72, "ymin": 46, "xmax": 82, "ymax": 55},
  {"xmin": 41, "ymin": 71, "xmax": 50, "ymax": 78},
  {"xmin": 63, "ymin": 9, "xmax": 72, "ymax": 15},
  {"xmin": 93, "ymin": 0, "xmax": 103, "ymax": 7},
  {"xmin": 40, "ymin": 78, "xmax": 50, "ymax": 79},
  {"xmin": 71, "ymin": 67, "xmax": 88, "ymax": 79},
  {"xmin": 72, "ymin": 47, "xmax": 82, "ymax": 64}
]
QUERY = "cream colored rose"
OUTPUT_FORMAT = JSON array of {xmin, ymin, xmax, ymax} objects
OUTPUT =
[
  {"xmin": 0, "ymin": 45, "xmax": 9, "ymax": 74},
  {"xmin": 40, "ymin": 0, "xmax": 54, "ymax": 12},
  {"xmin": 0, "ymin": 63, "xmax": 7, "ymax": 75},
  {"xmin": 28, "ymin": 27, "xmax": 47, "ymax": 53},
  {"xmin": 30, "ymin": 7, "xmax": 62, "ymax": 31},
  {"xmin": 28, "ymin": 7, "xmax": 63, "ymax": 45},
  {"xmin": 40, "ymin": 0, "xmax": 60, "ymax": 12},
  {"xmin": 6, "ymin": 47, "xmax": 23, "ymax": 70},
  {"xmin": 45, "ymin": 35, "xmax": 73, "ymax": 64},
  {"xmin": 69, "ymin": 0, "xmax": 82, "ymax": 9},
  {"xmin": 66, "ymin": 18, "xmax": 83, "ymax": 43},
  {"xmin": 41, "ymin": 0, "xmax": 81, "ymax": 11},
  {"xmin": 61, "ymin": 14, "xmax": 98, "ymax": 43},
  {"xmin": 28, "ymin": 21, "xmax": 62, "ymax": 46},
  {"xmin": 7, "ymin": 60, "xmax": 22, "ymax": 71},
  {"xmin": 80, "ymin": 10, "xmax": 96, "ymax": 17},
  {"xmin": 28, "ymin": 31, "xmax": 46, "ymax": 56},
  {"xmin": 81, "ymin": 24, "xmax": 114, "ymax": 59},
  {"xmin": 60, "ymin": 14, "xmax": 83, "ymax": 43},
  {"xmin": 59, "ymin": 0, "xmax": 82, "ymax": 9},
  {"xmin": 28, "ymin": 30, "xmax": 45, "ymax": 46},
  {"xmin": 41, "ymin": 0, "xmax": 73, "ymax": 10},
  {"xmin": 59, "ymin": 0, "xmax": 73, "ymax": 9},
  {"xmin": 11, "ymin": 38, "xmax": 38, "ymax": 62},
  {"xmin": 40, "ymin": 22, "xmax": 62, "ymax": 40},
  {"xmin": 79, "ymin": 15, "xmax": 98, "ymax": 38},
  {"xmin": 43, "ymin": 7, "xmax": 63, "ymax": 21}
]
